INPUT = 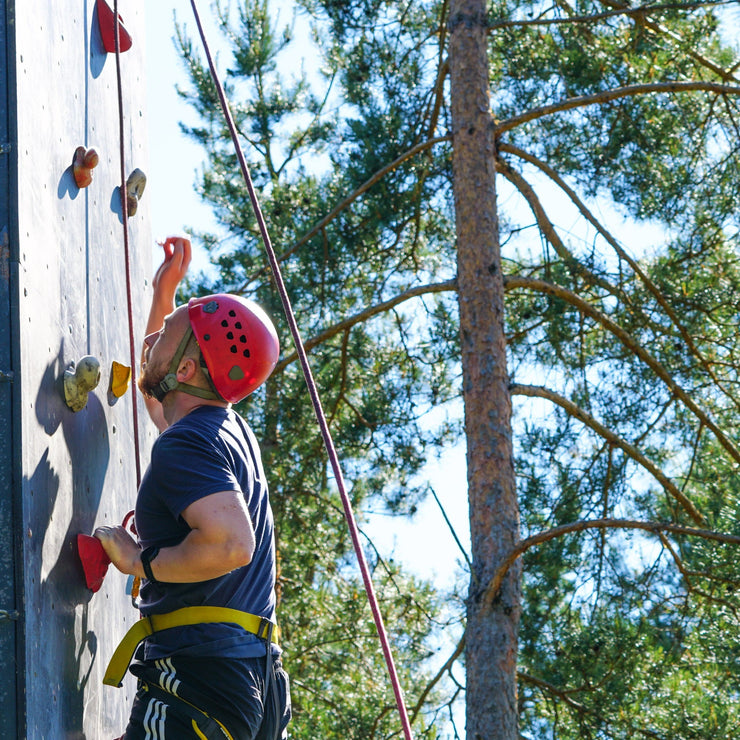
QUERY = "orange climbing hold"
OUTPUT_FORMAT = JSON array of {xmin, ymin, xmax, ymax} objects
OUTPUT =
[
  {"xmin": 72, "ymin": 146, "xmax": 99, "ymax": 189},
  {"xmin": 96, "ymin": 0, "xmax": 133, "ymax": 54}
]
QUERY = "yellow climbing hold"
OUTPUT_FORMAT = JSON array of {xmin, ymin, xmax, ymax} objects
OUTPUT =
[{"xmin": 110, "ymin": 361, "xmax": 132, "ymax": 398}]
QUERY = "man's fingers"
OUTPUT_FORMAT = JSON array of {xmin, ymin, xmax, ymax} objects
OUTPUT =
[
  {"xmin": 94, "ymin": 524, "xmax": 129, "ymax": 546},
  {"xmin": 161, "ymin": 235, "xmax": 192, "ymax": 273},
  {"xmin": 180, "ymin": 238, "xmax": 192, "ymax": 271},
  {"xmin": 93, "ymin": 525, "xmax": 114, "ymax": 540},
  {"xmin": 161, "ymin": 239, "xmax": 174, "ymax": 261},
  {"xmin": 152, "ymin": 234, "xmax": 192, "ymax": 295}
]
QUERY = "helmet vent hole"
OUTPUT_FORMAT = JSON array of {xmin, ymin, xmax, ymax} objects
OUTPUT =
[
  {"xmin": 204, "ymin": 334, "xmax": 211, "ymax": 341},
  {"xmin": 230, "ymin": 345, "xmax": 238, "ymax": 353},
  {"xmin": 235, "ymin": 322, "xmax": 242, "ymax": 329},
  {"xmin": 239, "ymin": 335, "xmax": 247, "ymax": 343},
  {"xmin": 221, "ymin": 320, "xmax": 229, "ymax": 328},
  {"xmin": 227, "ymin": 331, "xmax": 234, "ymax": 340},
  {"xmin": 243, "ymin": 349, "xmax": 250, "ymax": 358},
  {"xmin": 228, "ymin": 310, "xmax": 237, "ymax": 317}
]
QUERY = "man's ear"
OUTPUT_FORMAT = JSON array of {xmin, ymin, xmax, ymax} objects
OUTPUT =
[{"xmin": 176, "ymin": 356, "xmax": 198, "ymax": 382}]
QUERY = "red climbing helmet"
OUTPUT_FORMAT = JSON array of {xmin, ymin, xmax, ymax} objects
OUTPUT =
[{"xmin": 188, "ymin": 294, "xmax": 279, "ymax": 403}]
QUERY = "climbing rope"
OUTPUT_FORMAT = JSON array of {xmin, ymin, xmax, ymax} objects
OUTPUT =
[
  {"xmin": 188, "ymin": 2, "xmax": 415, "ymax": 737},
  {"xmin": 113, "ymin": 0, "xmax": 142, "ymax": 488}
]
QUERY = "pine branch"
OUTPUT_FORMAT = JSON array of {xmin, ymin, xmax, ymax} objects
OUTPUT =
[
  {"xmin": 517, "ymin": 670, "xmax": 587, "ymax": 711},
  {"xmin": 427, "ymin": 484, "xmax": 472, "ymax": 570},
  {"xmin": 656, "ymin": 531, "xmax": 740, "ymax": 613},
  {"xmin": 487, "ymin": 0, "xmax": 737, "ymax": 34},
  {"xmin": 499, "ymin": 142, "xmax": 740, "ymax": 415},
  {"xmin": 510, "ymin": 383, "xmax": 703, "ymax": 522},
  {"xmin": 495, "ymin": 81, "xmax": 740, "ymax": 134},
  {"xmin": 410, "ymin": 632, "xmax": 466, "ymax": 724},
  {"xmin": 421, "ymin": 0, "xmax": 450, "ymax": 143},
  {"xmin": 496, "ymin": 156, "xmax": 631, "ymax": 301},
  {"xmin": 598, "ymin": 0, "xmax": 739, "ymax": 83},
  {"xmin": 505, "ymin": 274, "xmax": 740, "ymax": 466},
  {"xmin": 273, "ymin": 280, "xmax": 457, "ymax": 372},
  {"xmin": 238, "ymin": 135, "xmax": 451, "ymax": 292},
  {"xmin": 483, "ymin": 517, "xmax": 740, "ymax": 605},
  {"xmin": 518, "ymin": 669, "xmax": 668, "ymax": 738}
]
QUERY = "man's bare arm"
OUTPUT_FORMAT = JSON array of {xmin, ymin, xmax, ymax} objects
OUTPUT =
[
  {"xmin": 94, "ymin": 490, "xmax": 255, "ymax": 583},
  {"xmin": 142, "ymin": 235, "xmax": 192, "ymax": 431}
]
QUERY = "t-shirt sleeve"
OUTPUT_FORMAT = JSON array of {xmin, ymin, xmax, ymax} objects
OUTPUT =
[{"xmin": 150, "ymin": 426, "xmax": 242, "ymax": 519}]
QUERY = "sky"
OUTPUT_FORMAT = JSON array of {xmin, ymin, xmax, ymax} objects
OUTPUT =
[
  {"xmin": 143, "ymin": 1, "xmax": 472, "ymax": 592},
  {"xmin": 145, "ymin": 2, "xmax": 216, "ymax": 259}
]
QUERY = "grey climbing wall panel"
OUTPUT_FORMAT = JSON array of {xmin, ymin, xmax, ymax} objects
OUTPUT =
[
  {"xmin": 6, "ymin": 1, "xmax": 159, "ymax": 737},
  {"xmin": 1, "ymin": 1, "xmax": 19, "ymax": 738}
]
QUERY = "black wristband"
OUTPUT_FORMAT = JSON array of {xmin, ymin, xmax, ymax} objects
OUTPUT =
[{"xmin": 140, "ymin": 546, "xmax": 160, "ymax": 583}]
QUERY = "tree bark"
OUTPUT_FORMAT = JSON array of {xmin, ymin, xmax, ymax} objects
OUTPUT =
[{"xmin": 449, "ymin": 1, "xmax": 521, "ymax": 738}]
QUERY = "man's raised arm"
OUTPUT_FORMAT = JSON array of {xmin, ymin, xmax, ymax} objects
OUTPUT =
[{"xmin": 142, "ymin": 234, "xmax": 192, "ymax": 431}]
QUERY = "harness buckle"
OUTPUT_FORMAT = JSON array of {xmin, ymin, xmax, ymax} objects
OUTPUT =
[{"xmin": 258, "ymin": 617, "xmax": 274, "ymax": 642}]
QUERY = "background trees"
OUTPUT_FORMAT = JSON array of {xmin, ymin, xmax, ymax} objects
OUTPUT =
[{"xmin": 171, "ymin": 0, "xmax": 740, "ymax": 736}]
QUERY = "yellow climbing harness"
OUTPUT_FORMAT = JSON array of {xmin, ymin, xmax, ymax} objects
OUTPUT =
[{"xmin": 103, "ymin": 606, "xmax": 279, "ymax": 687}]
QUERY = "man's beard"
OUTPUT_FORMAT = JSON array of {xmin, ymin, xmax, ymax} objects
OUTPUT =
[{"xmin": 138, "ymin": 359, "xmax": 168, "ymax": 399}]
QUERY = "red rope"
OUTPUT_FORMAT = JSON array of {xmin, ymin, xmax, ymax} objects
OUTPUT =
[
  {"xmin": 113, "ymin": 1, "xmax": 142, "ymax": 489},
  {"xmin": 188, "ymin": 2, "xmax": 415, "ymax": 737}
]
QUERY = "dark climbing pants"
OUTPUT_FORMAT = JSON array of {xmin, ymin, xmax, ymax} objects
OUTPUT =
[{"xmin": 118, "ymin": 653, "xmax": 291, "ymax": 740}]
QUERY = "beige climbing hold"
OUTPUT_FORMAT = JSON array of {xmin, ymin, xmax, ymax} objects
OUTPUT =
[
  {"xmin": 110, "ymin": 361, "xmax": 132, "ymax": 398},
  {"xmin": 126, "ymin": 168, "xmax": 147, "ymax": 216},
  {"xmin": 63, "ymin": 356, "xmax": 101, "ymax": 412}
]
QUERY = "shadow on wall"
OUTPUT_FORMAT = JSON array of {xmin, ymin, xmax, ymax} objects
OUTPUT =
[
  {"xmin": 24, "ymin": 340, "xmax": 112, "ymax": 737},
  {"xmin": 90, "ymin": 0, "xmax": 112, "ymax": 81}
]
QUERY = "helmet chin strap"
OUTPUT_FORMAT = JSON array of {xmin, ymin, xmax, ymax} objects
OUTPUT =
[{"xmin": 151, "ymin": 326, "xmax": 222, "ymax": 402}]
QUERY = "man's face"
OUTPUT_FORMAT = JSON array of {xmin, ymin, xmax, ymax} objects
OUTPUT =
[{"xmin": 138, "ymin": 305, "xmax": 190, "ymax": 398}]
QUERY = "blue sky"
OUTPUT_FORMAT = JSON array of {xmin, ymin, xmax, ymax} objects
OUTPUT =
[{"xmin": 145, "ymin": 1, "xmax": 215, "ymax": 261}]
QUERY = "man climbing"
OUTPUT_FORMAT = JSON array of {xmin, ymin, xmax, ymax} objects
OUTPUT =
[{"xmin": 95, "ymin": 235, "xmax": 291, "ymax": 740}]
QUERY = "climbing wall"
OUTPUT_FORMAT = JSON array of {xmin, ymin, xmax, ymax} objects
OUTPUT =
[
  {"xmin": 0, "ymin": 1, "xmax": 17, "ymax": 737},
  {"xmin": 2, "ymin": 1, "xmax": 159, "ymax": 737}
]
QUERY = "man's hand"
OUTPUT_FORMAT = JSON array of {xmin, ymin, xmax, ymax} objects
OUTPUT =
[
  {"xmin": 153, "ymin": 234, "xmax": 192, "ymax": 304},
  {"xmin": 94, "ymin": 525, "xmax": 143, "ymax": 578}
]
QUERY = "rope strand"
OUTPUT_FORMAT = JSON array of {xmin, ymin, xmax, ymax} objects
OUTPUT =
[
  {"xmin": 188, "ymin": 2, "xmax": 414, "ymax": 737},
  {"xmin": 113, "ymin": 1, "xmax": 142, "ymax": 489}
]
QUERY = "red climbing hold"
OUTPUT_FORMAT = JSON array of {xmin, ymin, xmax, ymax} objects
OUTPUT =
[
  {"xmin": 96, "ymin": 0, "xmax": 133, "ymax": 54},
  {"xmin": 77, "ymin": 534, "xmax": 111, "ymax": 592},
  {"xmin": 77, "ymin": 510, "xmax": 136, "ymax": 592}
]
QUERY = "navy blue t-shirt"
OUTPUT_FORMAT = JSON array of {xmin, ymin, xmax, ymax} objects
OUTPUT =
[{"xmin": 135, "ymin": 405, "xmax": 276, "ymax": 660}]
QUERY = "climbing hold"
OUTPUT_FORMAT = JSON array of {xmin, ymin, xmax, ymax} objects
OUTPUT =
[
  {"xmin": 96, "ymin": 0, "xmax": 133, "ymax": 53},
  {"xmin": 125, "ymin": 168, "xmax": 147, "ymax": 216},
  {"xmin": 72, "ymin": 146, "xmax": 100, "ymax": 189},
  {"xmin": 110, "ymin": 361, "xmax": 131, "ymax": 398},
  {"xmin": 76, "ymin": 534, "xmax": 111, "ymax": 592},
  {"xmin": 77, "ymin": 510, "xmax": 136, "ymax": 593},
  {"xmin": 63, "ymin": 355, "xmax": 101, "ymax": 412}
]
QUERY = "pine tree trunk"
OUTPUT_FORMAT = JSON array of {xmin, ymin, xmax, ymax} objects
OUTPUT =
[{"xmin": 449, "ymin": 1, "xmax": 521, "ymax": 737}]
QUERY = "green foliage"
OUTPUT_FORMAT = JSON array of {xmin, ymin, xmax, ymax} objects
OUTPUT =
[{"xmin": 171, "ymin": 0, "xmax": 740, "ymax": 737}]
